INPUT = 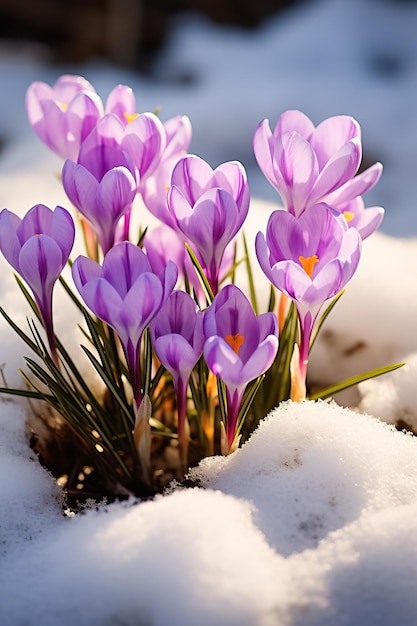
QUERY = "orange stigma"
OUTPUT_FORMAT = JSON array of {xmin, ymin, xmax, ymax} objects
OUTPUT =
[
  {"xmin": 299, "ymin": 255, "xmax": 319, "ymax": 278},
  {"xmin": 225, "ymin": 333, "xmax": 244, "ymax": 355}
]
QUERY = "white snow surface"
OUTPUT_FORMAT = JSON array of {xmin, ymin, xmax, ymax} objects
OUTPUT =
[{"xmin": 1, "ymin": 0, "xmax": 417, "ymax": 623}]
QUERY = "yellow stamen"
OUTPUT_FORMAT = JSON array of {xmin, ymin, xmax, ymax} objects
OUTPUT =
[
  {"xmin": 57, "ymin": 102, "xmax": 68, "ymax": 112},
  {"xmin": 299, "ymin": 255, "xmax": 319, "ymax": 278},
  {"xmin": 225, "ymin": 333, "xmax": 244, "ymax": 355},
  {"xmin": 124, "ymin": 112, "xmax": 140, "ymax": 124},
  {"xmin": 343, "ymin": 210, "xmax": 354, "ymax": 223}
]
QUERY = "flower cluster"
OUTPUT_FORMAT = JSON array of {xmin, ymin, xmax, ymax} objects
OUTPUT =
[{"xmin": 0, "ymin": 74, "xmax": 390, "ymax": 498}]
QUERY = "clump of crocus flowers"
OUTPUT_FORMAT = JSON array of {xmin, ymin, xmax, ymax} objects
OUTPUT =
[{"xmin": 0, "ymin": 74, "xmax": 398, "ymax": 501}]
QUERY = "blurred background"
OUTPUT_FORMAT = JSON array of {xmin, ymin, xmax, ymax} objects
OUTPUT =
[
  {"xmin": 1, "ymin": 0, "xmax": 417, "ymax": 236},
  {"xmin": 0, "ymin": 0, "xmax": 299, "ymax": 69}
]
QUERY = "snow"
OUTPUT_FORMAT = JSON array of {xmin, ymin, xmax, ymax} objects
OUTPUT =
[
  {"xmin": 1, "ymin": 0, "xmax": 417, "ymax": 623},
  {"xmin": 3, "ymin": 401, "xmax": 417, "ymax": 625}
]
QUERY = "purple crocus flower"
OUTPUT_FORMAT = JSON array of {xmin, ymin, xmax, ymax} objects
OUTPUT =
[
  {"xmin": 0, "ymin": 204, "xmax": 75, "ymax": 365},
  {"xmin": 150, "ymin": 290, "xmax": 204, "ymax": 465},
  {"xmin": 62, "ymin": 162, "xmax": 137, "ymax": 256},
  {"xmin": 62, "ymin": 111, "xmax": 166, "ymax": 251},
  {"xmin": 26, "ymin": 74, "xmax": 103, "ymax": 161},
  {"xmin": 72, "ymin": 241, "xmax": 178, "ymax": 406},
  {"xmin": 255, "ymin": 202, "xmax": 361, "ymax": 399},
  {"xmin": 203, "ymin": 284, "xmax": 278, "ymax": 454},
  {"xmin": 62, "ymin": 115, "xmax": 138, "ymax": 254},
  {"xmin": 253, "ymin": 109, "xmax": 382, "ymax": 217},
  {"xmin": 167, "ymin": 155, "xmax": 250, "ymax": 294}
]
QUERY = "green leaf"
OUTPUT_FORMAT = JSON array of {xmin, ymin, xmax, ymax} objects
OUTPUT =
[
  {"xmin": 0, "ymin": 385, "xmax": 49, "ymax": 400},
  {"xmin": 81, "ymin": 346, "xmax": 134, "ymax": 426},
  {"xmin": 0, "ymin": 307, "xmax": 40, "ymax": 354},
  {"xmin": 14, "ymin": 275, "xmax": 41, "ymax": 321},
  {"xmin": 216, "ymin": 377, "xmax": 228, "ymax": 425},
  {"xmin": 185, "ymin": 243, "xmax": 214, "ymax": 303},
  {"xmin": 236, "ymin": 375, "xmax": 265, "ymax": 437},
  {"xmin": 267, "ymin": 285, "xmax": 276, "ymax": 313},
  {"xmin": 242, "ymin": 232, "xmax": 258, "ymax": 315},
  {"xmin": 308, "ymin": 361, "xmax": 406, "ymax": 401},
  {"xmin": 137, "ymin": 226, "xmax": 148, "ymax": 248}
]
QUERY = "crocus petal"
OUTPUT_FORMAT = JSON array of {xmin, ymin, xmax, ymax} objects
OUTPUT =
[
  {"xmin": 163, "ymin": 115, "xmax": 192, "ymax": 159},
  {"xmin": 239, "ymin": 335, "xmax": 279, "ymax": 384},
  {"xmin": 142, "ymin": 158, "xmax": 180, "ymax": 229},
  {"xmin": 52, "ymin": 74, "xmax": 97, "ymax": 99},
  {"xmin": 153, "ymin": 334, "xmax": 200, "ymax": 383},
  {"xmin": 72, "ymin": 256, "xmax": 101, "ymax": 291},
  {"xmin": 161, "ymin": 260, "xmax": 179, "ymax": 299},
  {"xmin": 66, "ymin": 90, "xmax": 104, "ymax": 136},
  {"xmin": 204, "ymin": 336, "xmax": 243, "ymax": 388},
  {"xmin": 172, "ymin": 188, "xmax": 240, "ymax": 274},
  {"xmin": 253, "ymin": 119, "xmax": 278, "ymax": 190},
  {"xmin": 213, "ymin": 161, "xmax": 250, "ymax": 215},
  {"xmin": 96, "ymin": 167, "xmax": 136, "ymax": 218},
  {"xmin": 203, "ymin": 284, "xmax": 259, "ymax": 359},
  {"xmin": 255, "ymin": 230, "xmax": 276, "ymax": 286},
  {"xmin": 167, "ymin": 185, "xmax": 193, "ymax": 222},
  {"xmin": 16, "ymin": 204, "xmax": 75, "ymax": 260},
  {"xmin": 122, "ymin": 274, "xmax": 164, "ymax": 343},
  {"xmin": 78, "ymin": 277, "xmax": 128, "ymax": 342},
  {"xmin": 122, "ymin": 112, "xmax": 166, "ymax": 181},
  {"xmin": 310, "ymin": 115, "xmax": 361, "ymax": 169},
  {"xmin": 151, "ymin": 290, "xmax": 201, "ymax": 342},
  {"xmin": 274, "ymin": 110, "xmax": 315, "ymax": 140},
  {"xmin": 0, "ymin": 209, "xmax": 23, "ymax": 270},
  {"xmin": 105, "ymin": 85, "xmax": 136, "ymax": 122},
  {"xmin": 351, "ymin": 205, "xmax": 385, "ymax": 240},
  {"xmin": 256, "ymin": 312, "xmax": 279, "ymax": 345},
  {"xmin": 308, "ymin": 138, "xmax": 362, "ymax": 205},
  {"xmin": 325, "ymin": 162, "xmax": 383, "ymax": 207},
  {"xmin": 274, "ymin": 132, "xmax": 318, "ymax": 216},
  {"xmin": 83, "ymin": 114, "xmax": 124, "ymax": 150},
  {"xmin": 26, "ymin": 81, "xmax": 55, "ymax": 126},
  {"xmin": 171, "ymin": 155, "xmax": 215, "ymax": 204},
  {"xmin": 144, "ymin": 226, "xmax": 186, "ymax": 275},
  {"xmin": 62, "ymin": 160, "xmax": 99, "ymax": 213},
  {"xmin": 273, "ymin": 260, "xmax": 314, "ymax": 301},
  {"xmin": 18, "ymin": 235, "xmax": 63, "ymax": 301},
  {"xmin": 49, "ymin": 206, "xmax": 76, "ymax": 260},
  {"xmin": 101, "ymin": 241, "xmax": 152, "ymax": 298}
]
